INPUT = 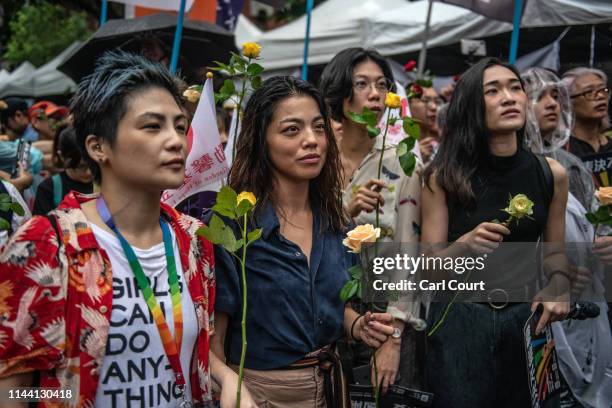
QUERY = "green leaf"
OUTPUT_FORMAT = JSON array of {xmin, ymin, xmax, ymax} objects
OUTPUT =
[
  {"xmin": 417, "ymin": 78, "xmax": 433, "ymax": 88},
  {"xmin": 396, "ymin": 142, "xmax": 408, "ymax": 157},
  {"xmin": 361, "ymin": 107, "xmax": 379, "ymax": 127},
  {"xmin": 210, "ymin": 61, "xmax": 229, "ymax": 72},
  {"xmin": 366, "ymin": 125, "xmax": 381, "ymax": 138},
  {"xmin": 347, "ymin": 111, "xmax": 367, "ymax": 125},
  {"xmin": 198, "ymin": 214, "xmax": 241, "ymax": 252},
  {"xmin": 10, "ymin": 202, "xmax": 24, "ymax": 216},
  {"xmin": 0, "ymin": 203, "xmax": 9, "ymax": 212},
  {"xmin": 339, "ymin": 279, "xmax": 359, "ymax": 302},
  {"xmin": 251, "ymin": 75, "xmax": 262, "ymax": 90},
  {"xmin": 236, "ymin": 200, "xmax": 253, "ymax": 217},
  {"xmin": 0, "ymin": 218, "xmax": 10, "ymax": 231},
  {"xmin": 247, "ymin": 228, "xmax": 263, "ymax": 243},
  {"xmin": 235, "ymin": 239, "xmax": 244, "ymax": 251},
  {"xmin": 585, "ymin": 212, "xmax": 598, "ymax": 224},
  {"xmin": 247, "ymin": 63, "xmax": 264, "ymax": 76},
  {"xmin": 402, "ymin": 118, "xmax": 421, "ymax": 139},
  {"xmin": 0, "ymin": 194, "xmax": 11, "ymax": 204},
  {"xmin": 214, "ymin": 92, "xmax": 230, "ymax": 104},
  {"xmin": 388, "ymin": 117, "xmax": 398, "ymax": 126},
  {"xmin": 398, "ymin": 136, "xmax": 416, "ymax": 153},
  {"xmin": 348, "ymin": 264, "xmax": 363, "ymax": 280},
  {"xmin": 197, "ymin": 214, "xmax": 226, "ymax": 244},
  {"xmin": 212, "ymin": 186, "xmax": 238, "ymax": 219},
  {"xmin": 398, "ymin": 150, "xmax": 417, "ymax": 177},
  {"xmin": 220, "ymin": 79, "xmax": 236, "ymax": 96}
]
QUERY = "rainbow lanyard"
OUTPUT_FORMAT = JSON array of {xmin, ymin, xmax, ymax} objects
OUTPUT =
[{"xmin": 96, "ymin": 197, "xmax": 191, "ymax": 406}]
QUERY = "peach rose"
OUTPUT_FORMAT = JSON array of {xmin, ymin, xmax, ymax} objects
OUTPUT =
[
  {"xmin": 343, "ymin": 224, "xmax": 381, "ymax": 253},
  {"xmin": 595, "ymin": 187, "xmax": 612, "ymax": 206}
]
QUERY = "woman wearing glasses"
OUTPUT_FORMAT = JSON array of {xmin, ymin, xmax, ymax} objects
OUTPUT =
[
  {"xmin": 562, "ymin": 67, "xmax": 610, "ymax": 157},
  {"xmin": 319, "ymin": 48, "xmax": 425, "ymax": 395}
]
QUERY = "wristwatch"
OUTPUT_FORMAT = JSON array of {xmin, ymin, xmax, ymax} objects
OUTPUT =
[{"xmin": 391, "ymin": 327, "xmax": 402, "ymax": 339}]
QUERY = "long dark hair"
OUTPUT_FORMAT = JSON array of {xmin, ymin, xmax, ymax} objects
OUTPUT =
[
  {"xmin": 424, "ymin": 57, "xmax": 525, "ymax": 205},
  {"xmin": 229, "ymin": 76, "xmax": 348, "ymax": 232}
]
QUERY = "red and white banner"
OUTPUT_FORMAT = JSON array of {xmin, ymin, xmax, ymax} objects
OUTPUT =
[{"xmin": 162, "ymin": 76, "xmax": 229, "ymax": 207}]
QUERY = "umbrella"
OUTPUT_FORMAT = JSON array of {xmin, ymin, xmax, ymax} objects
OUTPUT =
[{"xmin": 58, "ymin": 13, "xmax": 236, "ymax": 83}]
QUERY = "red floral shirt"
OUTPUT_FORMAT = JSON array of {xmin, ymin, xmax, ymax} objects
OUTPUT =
[{"xmin": 0, "ymin": 192, "xmax": 215, "ymax": 407}]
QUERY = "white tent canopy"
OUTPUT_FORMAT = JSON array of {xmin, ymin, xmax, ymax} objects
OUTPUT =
[
  {"xmin": 370, "ymin": 0, "xmax": 612, "ymax": 55},
  {"xmin": 0, "ymin": 42, "xmax": 81, "ymax": 98},
  {"xmin": 235, "ymin": 0, "xmax": 612, "ymax": 70},
  {"xmin": 235, "ymin": 0, "xmax": 407, "ymax": 70}
]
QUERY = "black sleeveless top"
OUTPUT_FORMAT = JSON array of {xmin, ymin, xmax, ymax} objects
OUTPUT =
[
  {"xmin": 446, "ymin": 148, "xmax": 553, "ymax": 290},
  {"xmin": 448, "ymin": 147, "xmax": 551, "ymax": 242}
]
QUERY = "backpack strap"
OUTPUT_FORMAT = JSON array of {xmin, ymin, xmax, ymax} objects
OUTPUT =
[
  {"xmin": 536, "ymin": 154, "xmax": 554, "ymax": 205},
  {"xmin": 52, "ymin": 174, "xmax": 62, "ymax": 207}
]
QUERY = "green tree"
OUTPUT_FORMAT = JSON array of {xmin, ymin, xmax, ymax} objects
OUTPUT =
[{"xmin": 4, "ymin": 1, "xmax": 91, "ymax": 67}]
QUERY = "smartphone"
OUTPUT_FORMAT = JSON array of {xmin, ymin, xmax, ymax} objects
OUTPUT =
[{"xmin": 11, "ymin": 140, "xmax": 31, "ymax": 178}]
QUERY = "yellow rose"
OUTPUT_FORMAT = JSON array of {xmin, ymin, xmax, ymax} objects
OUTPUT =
[
  {"xmin": 242, "ymin": 42, "xmax": 261, "ymax": 59},
  {"xmin": 595, "ymin": 187, "xmax": 612, "ymax": 206},
  {"xmin": 237, "ymin": 191, "xmax": 257, "ymax": 207},
  {"xmin": 385, "ymin": 92, "xmax": 401, "ymax": 109},
  {"xmin": 503, "ymin": 193, "xmax": 534, "ymax": 220},
  {"xmin": 183, "ymin": 88, "xmax": 201, "ymax": 103},
  {"xmin": 343, "ymin": 224, "xmax": 381, "ymax": 253}
]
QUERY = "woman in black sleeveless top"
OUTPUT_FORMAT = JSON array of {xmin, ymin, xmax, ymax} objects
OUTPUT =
[{"xmin": 421, "ymin": 58, "xmax": 570, "ymax": 407}]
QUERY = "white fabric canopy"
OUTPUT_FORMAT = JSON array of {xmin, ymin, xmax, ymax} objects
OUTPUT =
[
  {"xmin": 236, "ymin": 0, "xmax": 612, "ymax": 70},
  {"xmin": 0, "ymin": 42, "xmax": 80, "ymax": 98},
  {"xmin": 235, "ymin": 0, "xmax": 408, "ymax": 70}
]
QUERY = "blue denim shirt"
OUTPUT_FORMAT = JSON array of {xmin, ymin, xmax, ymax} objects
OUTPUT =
[{"xmin": 209, "ymin": 203, "xmax": 353, "ymax": 370}]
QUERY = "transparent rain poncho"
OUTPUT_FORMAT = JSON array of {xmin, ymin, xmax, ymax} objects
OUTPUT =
[{"xmin": 521, "ymin": 67, "xmax": 595, "ymax": 211}]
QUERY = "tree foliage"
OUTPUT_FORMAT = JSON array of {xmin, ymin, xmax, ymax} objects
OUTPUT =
[{"xmin": 4, "ymin": 1, "xmax": 91, "ymax": 67}]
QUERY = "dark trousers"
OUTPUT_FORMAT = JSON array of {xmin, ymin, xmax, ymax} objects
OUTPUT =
[{"xmin": 425, "ymin": 302, "xmax": 533, "ymax": 408}]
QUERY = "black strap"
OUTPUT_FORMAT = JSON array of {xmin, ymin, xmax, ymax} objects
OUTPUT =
[
  {"xmin": 0, "ymin": 182, "xmax": 14, "ymax": 235},
  {"xmin": 318, "ymin": 349, "xmax": 344, "ymax": 408},
  {"xmin": 536, "ymin": 154, "xmax": 554, "ymax": 204}
]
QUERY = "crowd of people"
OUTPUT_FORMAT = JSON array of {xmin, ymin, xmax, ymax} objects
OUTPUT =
[{"xmin": 0, "ymin": 45, "xmax": 610, "ymax": 408}]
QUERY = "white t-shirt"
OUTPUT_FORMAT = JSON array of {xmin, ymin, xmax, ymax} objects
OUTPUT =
[{"xmin": 92, "ymin": 223, "xmax": 198, "ymax": 408}]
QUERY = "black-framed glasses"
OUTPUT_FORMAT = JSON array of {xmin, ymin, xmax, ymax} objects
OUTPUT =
[
  {"xmin": 570, "ymin": 87, "xmax": 610, "ymax": 100},
  {"xmin": 352, "ymin": 78, "xmax": 393, "ymax": 94}
]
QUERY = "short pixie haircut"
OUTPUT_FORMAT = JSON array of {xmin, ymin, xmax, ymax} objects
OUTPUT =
[
  {"xmin": 319, "ymin": 48, "xmax": 394, "ymax": 122},
  {"xmin": 70, "ymin": 50, "xmax": 184, "ymax": 183}
]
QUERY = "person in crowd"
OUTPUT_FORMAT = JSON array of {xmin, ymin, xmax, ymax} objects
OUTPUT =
[
  {"xmin": 563, "ymin": 67, "xmax": 612, "ymax": 332},
  {"xmin": 563, "ymin": 67, "xmax": 610, "ymax": 157},
  {"xmin": 28, "ymin": 101, "xmax": 69, "ymax": 142},
  {"xmin": 0, "ymin": 178, "xmax": 31, "ymax": 247},
  {"xmin": 319, "ymin": 47, "xmax": 425, "ymax": 395},
  {"xmin": 33, "ymin": 125, "xmax": 93, "ymax": 216},
  {"xmin": 421, "ymin": 58, "xmax": 570, "ymax": 408},
  {"xmin": 0, "ymin": 97, "xmax": 39, "ymax": 142},
  {"xmin": 27, "ymin": 101, "xmax": 70, "ymax": 170},
  {"xmin": 522, "ymin": 66, "xmax": 612, "ymax": 408},
  {"xmin": 0, "ymin": 51, "xmax": 253, "ymax": 408},
  {"xmin": 0, "ymin": 163, "xmax": 33, "ymax": 193},
  {"xmin": 0, "ymin": 98, "xmax": 47, "ymax": 207},
  {"xmin": 210, "ymin": 75, "xmax": 395, "ymax": 407},
  {"xmin": 407, "ymin": 83, "xmax": 442, "ymax": 163}
]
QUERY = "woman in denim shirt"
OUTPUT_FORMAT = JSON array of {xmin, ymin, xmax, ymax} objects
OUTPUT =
[{"xmin": 210, "ymin": 76, "xmax": 395, "ymax": 407}]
